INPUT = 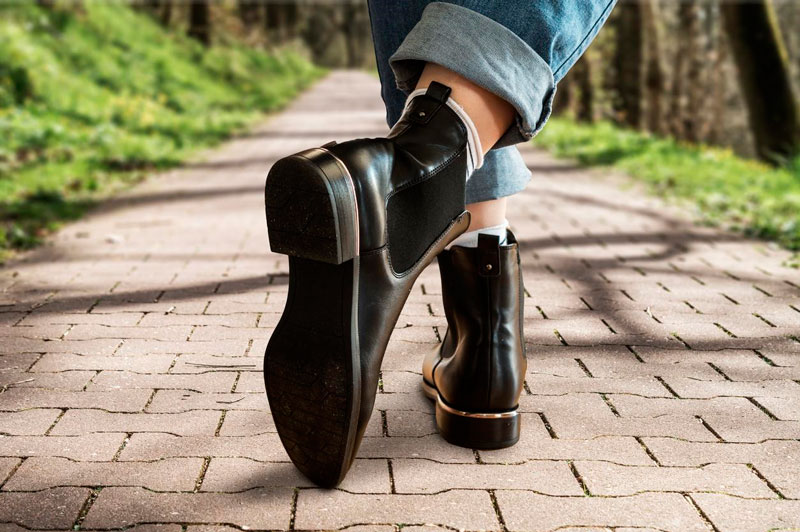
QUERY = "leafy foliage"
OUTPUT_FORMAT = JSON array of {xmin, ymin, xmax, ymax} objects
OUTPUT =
[
  {"xmin": 0, "ymin": 1, "xmax": 323, "ymax": 258},
  {"xmin": 536, "ymin": 118, "xmax": 800, "ymax": 253}
]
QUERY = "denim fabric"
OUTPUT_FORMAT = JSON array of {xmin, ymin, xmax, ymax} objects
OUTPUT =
[{"xmin": 367, "ymin": 0, "xmax": 615, "ymax": 203}]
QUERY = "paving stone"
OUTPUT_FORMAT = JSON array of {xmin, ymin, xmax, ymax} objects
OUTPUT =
[
  {"xmin": 634, "ymin": 347, "xmax": 767, "ymax": 366},
  {"xmin": 116, "ymin": 339, "xmax": 249, "ymax": 356},
  {"xmin": 146, "ymin": 390, "xmax": 264, "ymax": 412},
  {"xmin": 0, "ymin": 433, "xmax": 126, "ymax": 460},
  {"xmin": 607, "ymin": 395, "xmax": 765, "ymax": 418},
  {"xmin": 294, "ymin": 490, "xmax": 498, "ymax": 530},
  {"xmin": 700, "ymin": 415, "xmax": 800, "ymax": 442},
  {"xmin": 201, "ymin": 457, "xmax": 390, "ymax": 493},
  {"xmin": 519, "ymin": 393, "xmax": 620, "ymax": 420},
  {"xmin": 495, "ymin": 492, "xmax": 709, "ymax": 532},
  {"xmin": 357, "ymin": 435, "xmax": 476, "ymax": 463},
  {"xmin": 0, "ymin": 324, "xmax": 70, "ymax": 340},
  {"xmin": 189, "ymin": 325, "xmax": 274, "ymax": 341},
  {"xmin": 575, "ymin": 461, "xmax": 774, "ymax": 497},
  {"xmin": 380, "ymin": 370, "xmax": 424, "ymax": 394},
  {"xmin": 203, "ymin": 301, "xmax": 271, "ymax": 314},
  {"xmin": 0, "ymin": 388, "xmax": 151, "ymax": 412},
  {"xmin": 546, "ymin": 413, "xmax": 719, "ymax": 441},
  {"xmin": 66, "ymin": 324, "xmax": 193, "ymax": 341},
  {"xmin": 49, "ymin": 410, "xmax": 221, "ymax": 436},
  {"xmin": 20, "ymin": 312, "xmax": 144, "ymax": 326},
  {"xmin": 32, "ymin": 353, "xmax": 175, "ymax": 373},
  {"xmin": 716, "ymin": 363, "xmax": 800, "ymax": 381},
  {"xmin": 578, "ymin": 356, "xmax": 723, "ymax": 381},
  {"xmin": 641, "ymin": 437, "xmax": 800, "ymax": 467},
  {"xmin": 0, "ymin": 338, "xmax": 122, "ymax": 356},
  {"xmin": 0, "ymin": 312, "xmax": 25, "ymax": 326},
  {"xmin": 663, "ymin": 377, "xmax": 800, "ymax": 399},
  {"xmin": 0, "ymin": 524, "xmax": 33, "ymax": 532},
  {"xmin": 385, "ymin": 410, "xmax": 437, "ymax": 437},
  {"xmin": 480, "ymin": 435, "xmax": 654, "ymax": 466},
  {"xmin": 392, "ymin": 459, "xmax": 582, "ymax": 495},
  {"xmin": 137, "ymin": 313, "xmax": 259, "ymax": 327},
  {"xmin": 232, "ymin": 371, "xmax": 264, "ymax": 393},
  {"xmin": 374, "ymin": 390, "xmax": 433, "ymax": 412},
  {"xmin": 0, "ymin": 409, "xmax": 62, "ymax": 435},
  {"xmin": 692, "ymin": 494, "xmax": 800, "ymax": 532},
  {"xmin": 746, "ymin": 396, "xmax": 800, "ymax": 421},
  {"xmin": 0, "ymin": 370, "xmax": 94, "ymax": 390},
  {"xmin": 89, "ymin": 371, "xmax": 237, "ymax": 393},
  {"xmin": 216, "ymin": 409, "xmax": 275, "ymax": 435},
  {"xmin": 0, "ymin": 457, "xmax": 20, "ymax": 485},
  {"xmin": 123, "ymin": 526, "xmax": 183, "ymax": 532},
  {"xmin": 0, "ymin": 487, "xmax": 89, "ymax": 528},
  {"xmin": 82, "ymin": 487, "xmax": 293, "ymax": 529},
  {"xmin": 171, "ymin": 354, "xmax": 259, "ymax": 374},
  {"xmin": 0, "ymin": 353, "xmax": 40, "ymax": 372},
  {"xmin": 3, "ymin": 456, "xmax": 204, "ymax": 491},
  {"xmin": 118, "ymin": 433, "xmax": 286, "ymax": 462}
]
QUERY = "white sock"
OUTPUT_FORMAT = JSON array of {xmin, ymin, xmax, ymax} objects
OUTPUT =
[
  {"xmin": 403, "ymin": 88, "xmax": 484, "ymax": 179},
  {"xmin": 446, "ymin": 219, "xmax": 508, "ymax": 249}
]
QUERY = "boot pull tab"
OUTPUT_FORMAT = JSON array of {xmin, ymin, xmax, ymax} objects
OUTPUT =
[
  {"xmin": 407, "ymin": 82, "xmax": 452, "ymax": 125},
  {"xmin": 425, "ymin": 81, "xmax": 452, "ymax": 103},
  {"xmin": 478, "ymin": 233, "xmax": 501, "ymax": 278}
]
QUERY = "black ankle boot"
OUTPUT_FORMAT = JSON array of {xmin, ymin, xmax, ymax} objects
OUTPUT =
[
  {"xmin": 263, "ymin": 82, "xmax": 471, "ymax": 487},
  {"xmin": 422, "ymin": 231, "xmax": 526, "ymax": 449}
]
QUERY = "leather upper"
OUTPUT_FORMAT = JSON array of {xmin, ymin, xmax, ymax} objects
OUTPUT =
[
  {"xmin": 352, "ymin": 212, "xmax": 469, "ymax": 455},
  {"xmin": 426, "ymin": 232, "xmax": 527, "ymax": 413},
  {"xmin": 320, "ymin": 83, "xmax": 472, "ymax": 463},
  {"xmin": 327, "ymin": 82, "xmax": 468, "ymax": 255}
]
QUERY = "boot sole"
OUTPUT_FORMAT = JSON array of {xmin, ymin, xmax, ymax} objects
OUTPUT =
[
  {"xmin": 424, "ymin": 380, "xmax": 520, "ymax": 450},
  {"xmin": 264, "ymin": 147, "xmax": 361, "ymax": 488}
]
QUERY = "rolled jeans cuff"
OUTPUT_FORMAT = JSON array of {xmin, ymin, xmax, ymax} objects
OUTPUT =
[{"xmin": 388, "ymin": 2, "xmax": 555, "ymax": 149}]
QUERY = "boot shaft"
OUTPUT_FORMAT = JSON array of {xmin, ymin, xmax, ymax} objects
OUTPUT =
[{"xmin": 435, "ymin": 231, "xmax": 526, "ymax": 413}]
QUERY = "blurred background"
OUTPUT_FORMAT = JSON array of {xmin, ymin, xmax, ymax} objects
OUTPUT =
[{"xmin": 1, "ymin": 0, "xmax": 799, "ymax": 261}]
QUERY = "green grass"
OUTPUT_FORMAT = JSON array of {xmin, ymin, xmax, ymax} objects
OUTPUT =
[
  {"xmin": 0, "ymin": 1, "xmax": 324, "ymax": 260},
  {"xmin": 536, "ymin": 118, "xmax": 800, "ymax": 260}
]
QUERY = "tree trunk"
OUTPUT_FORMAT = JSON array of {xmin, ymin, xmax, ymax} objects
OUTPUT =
[
  {"xmin": 706, "ymin": 6, "xmax": 728, "ymax": 145},
  {"xmin": 641, "ymin": 0, "xmax": 665, "ymax": 134},
  {"xmin": 574, "ymin": 54, "xmax": 594, "ymax": 123},
  {"xmin": 341, "ymin": 3, "xmax": 372, "ymax": 68},
  {"xmin": 679, "ymin": 1, "xmax": 704, "ymax": 143},
  {"xmin": 721, "ymin": 0, "xmax": 800, "ymax": 162},
  {"xmin": 159, "ymin": 0, "xmax": 172, "ymax": 26},
  {"xmin": 668, "ymin": 26, "xmax": 686, "ymax": 139},
  {"xmin": 187, "ymin": 0, "xmax": 211, "ymax": 46},
  {"xmin": 140, "ymin": 0, "xmax": 172, "ymax": 26},
  {"xmin": 282, "ymin": 3, "xmax": 299, "ymax": 41},
  {"xmin": 238, "ymin": 0, "xmax": 260, "ymax": 30},
  {"xmin": 612, "ymin": 2, "xmax": 643, "ymax": 128},
  {"xmin": 264, "ymin": 2, "xmax": 286, "ymax": 43},
  {"xmin": 552, "ymin": 76, "xmax": 573, "ymax": 116}
]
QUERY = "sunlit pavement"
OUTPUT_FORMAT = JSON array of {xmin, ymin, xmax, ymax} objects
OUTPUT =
[{"xmin": 1, "ymin": 71, "xmax": 799, "ymax": 532}]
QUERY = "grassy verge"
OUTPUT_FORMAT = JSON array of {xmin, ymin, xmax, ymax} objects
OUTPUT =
[
  {"xmin": 0, "ymin": 1, "xmax": 324, "ymax": 261},
  {"xmin": 535, "ymin": 118, "xmax": 800, "ymax": 262}
]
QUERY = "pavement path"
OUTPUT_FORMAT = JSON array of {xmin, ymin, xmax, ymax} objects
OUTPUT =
[{"xmin": 1, "ymin": 70, "xmax": 799, "ymax": 532}]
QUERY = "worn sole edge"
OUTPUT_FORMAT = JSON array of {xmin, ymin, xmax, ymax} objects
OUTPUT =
[{"xmin": 264, "ymin": 147, "xmax": 362, "ymax": 487}]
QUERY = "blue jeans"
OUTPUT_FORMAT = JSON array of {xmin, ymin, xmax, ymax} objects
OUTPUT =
[{"xmin": 367, "ymin": 0, "xmax": 616, "ymax": 203}]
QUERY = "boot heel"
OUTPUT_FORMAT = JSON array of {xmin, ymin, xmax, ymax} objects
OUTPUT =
[
  {"xmin": 265, "ymin": 147, "xmax": 358, "ymax": 264},
  {"xmin": 435, "ymin": 395, "xmax": 520, "ymax": 450}
]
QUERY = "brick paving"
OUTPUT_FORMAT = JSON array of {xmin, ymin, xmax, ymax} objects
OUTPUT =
[{"xmin": 1, "ymin": 70, "xmax": 799, "ymax": 531}]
